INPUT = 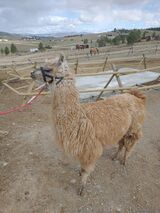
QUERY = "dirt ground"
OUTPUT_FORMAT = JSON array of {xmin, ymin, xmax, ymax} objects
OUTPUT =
[{"xmin": 0, "ymin": 85, "xmax": 160, "ymax": 213}]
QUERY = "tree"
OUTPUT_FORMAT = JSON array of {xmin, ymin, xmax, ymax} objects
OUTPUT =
[
  {"xmin": 112, "ymin": 36, "xmax": 121, "ymax": 45},
  {"xmin": 97, "ymin": 37, "xmax": 106, "ymax": 47},
  {"xmin": 142, "ymin": 31, "xmax": 147, "ymax": 39},
  {"xmin": 10, "ymin": 43, "xmax": 17, "ymax": 53},
  {"xmin": 96, "ymin": 35, "xmax": 113, "ymax": 47},
  {"xmin": 45, "ymin": 45, "xmax": 52, "ymax": 49},
  {"xmin": 120, "ymin": 35, "xmax": 126, "ymax": 44},
  {"xmin": 38, "ymin": 42, "xmax": 44, "ymax": 51},
  {"xmin": 83, "ymin": 38, "xmax": 88, "ymax": 44},
  {"xmin": 152, "ymin": 31, "xmax": 156, "ymax": 38},
  {"xmin": 4, "ymin": 46, "xmax": 9, "ymax": 55},
  {"xmin": 0, "ymin": 48, "xmax": 4, "ymax": 54},
  {"xmin": 127, "ymin": 30, "xmax": 141, "ymax": 45},
  {"xmin": 105, "ymin": 35, "xmax": 112, "ymax": 43}
]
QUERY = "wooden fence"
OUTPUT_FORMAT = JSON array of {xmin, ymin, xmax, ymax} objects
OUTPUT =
[
  {"xmin": 1, "ymin": 52, "xmax": 160, "ymax": 102},
  {"xmin": 72, "ymin": 54, "xmax": 149, "ymax": 74}
]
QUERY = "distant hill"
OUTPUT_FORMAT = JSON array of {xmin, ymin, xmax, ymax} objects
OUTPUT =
[
  {"xmin": 0, "ymin": 31, "xmax": 22, "ymax": 39},
  {"xmin": 0, "ymin": 31, "xmax": 87, "ymax": 39},
  {"xmin": 0, "ymin": 31, "xmax": 12, "ymax": 36}
]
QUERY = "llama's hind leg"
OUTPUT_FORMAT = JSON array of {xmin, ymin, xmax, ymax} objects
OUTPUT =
[
  {"xmin": 121, "ymin": 131, "xmax": 142, "ymax": 165},
  {"xmin": 112, "ymin": 138, "xmax": 124, "ymax": 161},
  {"xmin": 78, "ymin": 162, "xmax": 95, "ymax": 196},
  {"xmin": 121, "ymin": 140, "xmax": 136, "ymax": 166}
]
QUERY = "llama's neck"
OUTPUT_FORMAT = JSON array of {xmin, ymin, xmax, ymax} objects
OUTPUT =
[
  {"xmin": 50, "ymin": 77, "xmax": 87, "ymax": 155},
  {"xmin": 51, "ymin": 79, "xmax": 80, "ymax": 113}
]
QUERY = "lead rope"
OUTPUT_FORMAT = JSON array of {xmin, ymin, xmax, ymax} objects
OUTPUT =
[{"xmin": 0, "ymin": 84, "xmax": 46, "ymax": 116}]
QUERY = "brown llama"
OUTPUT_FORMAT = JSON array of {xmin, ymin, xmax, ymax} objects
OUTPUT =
[
  {"xmin": 31, "ymin": 54, "xmax": 146, "ymax": 195},
  {"xmin": 90, "ymin": 47, "xmax": 99, "ymax": 55}
]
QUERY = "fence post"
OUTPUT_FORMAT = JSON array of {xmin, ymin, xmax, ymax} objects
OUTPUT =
[
  {"xmin": 96, "ymin": 74, "xmax": 115, "ymax": 101},
  {"xmin": 143, "ymin": 54, "xmax": 147, "ymax": 69},
  {"xmin": 34, "ymin": 61, "xmax": 37, "ymax": 69},
  {"xmin": 155, "ymin": 45, "xmax": 158, "ymax": 54},
  {"xmin": 102, "ymin": 56, "xmax": 108, "ymax": 72},
  {"xmin": 111, "ymin": 64, "xmax": 123, "ymax": 91},
  {"xmin": 96, "ymin": 63, "xmax": 123, "ymax": 101},
  {"xmin": 128, "ymin": 46, "xmax": 133, "ymax": 56},
  {"xmin": 74, "ymin": 58, "xmax": 79, "ymax": 74}
]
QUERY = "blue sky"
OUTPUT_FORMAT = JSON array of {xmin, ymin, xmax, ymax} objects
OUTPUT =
[{"xmin": 0, "ymin": 0, "xmax": 159, "ymax": 34}]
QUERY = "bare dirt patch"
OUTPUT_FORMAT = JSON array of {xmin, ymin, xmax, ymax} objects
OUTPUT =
[{"xmin": 0, "ymin": 86, "xmax": 160, "ymax": 213}]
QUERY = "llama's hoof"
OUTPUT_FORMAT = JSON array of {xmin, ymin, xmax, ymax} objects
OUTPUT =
[
  {"xmin": 79, "ymin": 170, "xmax": 82, "ymax": 176},
  {"xmin": 78, "ymin": 168, "xmax": 85, "ymax": 176},
  {"xmin": 58, "ymin": 160, "xmax": 69, "ymax": 167},
  {"xmin": 78, "ymin": 186, "xmax": 84, "ymax": 196},
  {"xmin": 120, "ymin": 164, "xmax": 128, "ymax": 176},
  {"xmin": 120, "ymin": 159, "xmax": 126, "ymax": 167},
  {"xmin": 112, "ymin": 155, "xmax": 118, "ymax": 161}
]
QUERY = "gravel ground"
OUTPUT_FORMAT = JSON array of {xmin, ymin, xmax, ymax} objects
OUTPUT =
[{"xmin": 0, "ymin": 85, "xmax": 160, "ymax": 213}]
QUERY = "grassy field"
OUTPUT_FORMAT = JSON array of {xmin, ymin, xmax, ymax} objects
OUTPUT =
[
  {"xmin": 0, "ymin": 30, "xmax": 160, "ymax": 82},
  {"xmin": 0, "ymin": 29, "xmax": 160, "ymax": 56}
]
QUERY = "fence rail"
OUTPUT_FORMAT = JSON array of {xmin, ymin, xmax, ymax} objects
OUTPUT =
[{"xmin": 1, "ymin": 50, "xmax": 160, "ymax": 101}]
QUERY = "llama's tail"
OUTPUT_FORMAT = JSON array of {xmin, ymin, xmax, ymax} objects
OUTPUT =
[{"xmin": 128, "ymin": 89, "xmax": 146, "ymax": 103}]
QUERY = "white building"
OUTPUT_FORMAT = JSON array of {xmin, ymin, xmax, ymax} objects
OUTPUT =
[{"xmin": 30, "ymin": 48, "xmax": 38, "ymax": 53}]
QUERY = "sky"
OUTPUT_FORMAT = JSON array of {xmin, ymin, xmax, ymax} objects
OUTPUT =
[{"xmin": 0, "ymin": 0, "xmax": 159, "ymax": 35}]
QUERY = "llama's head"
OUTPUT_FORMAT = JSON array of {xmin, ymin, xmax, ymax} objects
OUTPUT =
[{"xmin": 31, "ymin": 53, "xmax": 73, "ymax": 86}]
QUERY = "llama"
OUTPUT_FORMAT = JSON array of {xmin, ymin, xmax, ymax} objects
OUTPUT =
[
  {"xmin": 90, "ymin": 47, "xmax": 99, "ymax": 56},
  {"xmin": 31, "ymin": 54, "xmax": 146, "ymax": 195}
]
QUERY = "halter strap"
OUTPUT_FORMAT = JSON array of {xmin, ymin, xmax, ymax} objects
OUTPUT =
[
  {"xmin": 40, "ymin": 67, "xmax": 53, "ymax": 83},
  {"xmin": 40, "ymin": 67, "xmax": 64, "ymax": 85},
  {"xmin": 55, "ymin": 76, "xmax": 64, "ymax": 85}
]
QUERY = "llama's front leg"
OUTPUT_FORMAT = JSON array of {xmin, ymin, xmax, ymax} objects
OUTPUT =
[
  {"xmin": 121, "ymin": 148, "xmax": 128, "ymax": 166},
  {"xmin": 78, "ymin": 163, "xmax": 95, "ymax": 196},
  {"xmin": 79, "ymin": 168, "xmax": 85, "ymax": 176},
  {"xmin": 58, "ymin": 150, "xmax": 70, "ymax": 166}
]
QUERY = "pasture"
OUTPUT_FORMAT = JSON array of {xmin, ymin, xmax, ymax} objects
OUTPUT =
[{"xmin": 0, "ymin": 36, "xmax": 160, "ymax": 213}]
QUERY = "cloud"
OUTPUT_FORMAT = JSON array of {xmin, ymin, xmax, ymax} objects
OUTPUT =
[
  {"xmin": 113, "ymin": 9, "xmax": 147, "ymax": 22},
  {"xmin": 0, "ymin": 0, "xmax": 159, "ymax": 34},
  {"xmin": 113, "ymin": 8, "xmax": 160, "ymax": 27}
]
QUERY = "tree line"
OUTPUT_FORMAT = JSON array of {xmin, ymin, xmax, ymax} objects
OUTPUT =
[
  {"xmin": 38, "ymin": 42, "xmax": 52, "ymax": 51},
  {"xmin": 1, "ymin": 43, "xmax": 17, "ymax": 55},
  {"xmin": 147, "ymin": 27, "xmax": 160, "ymax": 31},
  {"xmin": 97, "ymin": 29, "xmax": 141, "ymax": 47},
  {"xmin": 0, "ymin": 42, "xmax": 52, "ymax": 55}
]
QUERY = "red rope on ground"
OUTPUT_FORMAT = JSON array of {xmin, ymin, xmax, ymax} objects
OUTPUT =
[{"xmin": 0, "ymin": 86, "xmax": 45, "ymax": 116}]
